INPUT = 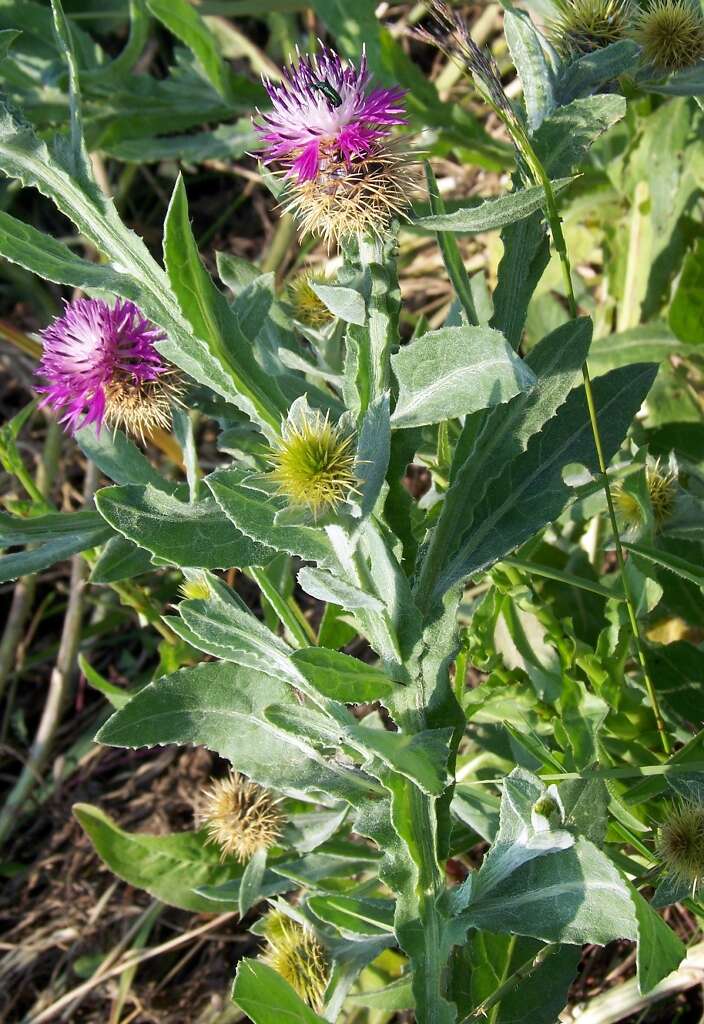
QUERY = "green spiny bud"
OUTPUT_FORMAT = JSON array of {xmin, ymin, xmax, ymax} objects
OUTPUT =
[{"xmin": 634, "ymin": 0, "xmax": 704, "ymax": 70}]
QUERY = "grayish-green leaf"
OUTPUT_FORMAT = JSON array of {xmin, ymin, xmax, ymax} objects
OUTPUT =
[
  {"xmin": 290, "ymin": 647, "xmax": 394, "ymax": 703},
  {"xmin": 415, "ymin": 179, "xmax": 573, "ymax": 233},
  {"xmin": 97, "ymin": 662, "xmax": 373, "ymax": 804},
  {"xmin": 95, "ymin": 484, "xmax": 275, "ymax": 568},
  {"xmin": 391, "ymin": 326, "xmax": 535, "ymax": 428},
  {"xmin": 311, "ymin": 282, "xmax": 366, "ymax": 325}
]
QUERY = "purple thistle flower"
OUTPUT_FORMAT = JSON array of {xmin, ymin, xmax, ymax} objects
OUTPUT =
[
  {"xmin": 36, "ymin": 297, "xmax": 169, "ymax": 435},
  {"xmin": 256, "ymin": 47, "xmax": 407, "ymax": 183}
]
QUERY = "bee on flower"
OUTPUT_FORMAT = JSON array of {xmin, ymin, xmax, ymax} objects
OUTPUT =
[
  {"xmin": 35, "ymin": 297, "xmax": 180, "ymax": 439},
  {"xmin": 255, "ymin": 47, "xmax": 413, "ymax": 244}
]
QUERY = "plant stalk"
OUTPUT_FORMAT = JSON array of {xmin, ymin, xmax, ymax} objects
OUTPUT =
[{"xmin": 517, "ymin": 130, "xmax": 670, "ymax": 754}]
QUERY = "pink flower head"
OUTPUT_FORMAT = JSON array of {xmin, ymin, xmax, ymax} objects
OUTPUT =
[
  {"xmin": 256, "ymin": 46, "xmax": 407, "ymax": 182},
  {"xmin": 36, "ymin": 298, "xmax": 168, "ymax": 434}
]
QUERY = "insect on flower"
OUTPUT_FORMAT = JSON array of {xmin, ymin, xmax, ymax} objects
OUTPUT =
[
  {"xmin": 255, "ymin": 48, "xmax": 413, "ymax": 243},
  {"xmin": 35, "ymin": 297, "xmax": 180, "ymax": 439}
]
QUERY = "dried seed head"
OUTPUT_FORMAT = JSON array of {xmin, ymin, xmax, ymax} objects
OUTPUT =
[
  {"xmin": 614, "ymin": 460, "xmax": 677, "ymax": 530},
  {"xmin": 198, "ymin": 771, "xmax": 282, "ymax": 862},
  {"xmin": 282, "ymin": 146, "xmax": 415, "ymax": 245},
  {"xmin": 634, "ymin": 0, "xmax": 704, "ymax": 70},
  {"xmin": 268, "ymin": 409, "xmax": 358, "ymax": 517},
  {"xmin": 262, "ymin": 912, "xmax": 330, "ymax": 1011},
  {"xmin": 658, "ymin": 801, "xmax": 704, "ymax": 890},
  {"xmin": 288, "ymin": 272, "xmax": 335, "ymax": 327},
  {"xmin": 101, "ymin": 370, "xmax": 182, "ymax": 442},
  {"xmin": 547, "ymin": 0, "xmax": 632, "ymax": 58}
]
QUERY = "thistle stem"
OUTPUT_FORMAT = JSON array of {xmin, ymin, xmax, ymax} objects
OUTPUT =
[{"xmin": 519, "ymin": 134, "xmax": 670, "ymax": 755}]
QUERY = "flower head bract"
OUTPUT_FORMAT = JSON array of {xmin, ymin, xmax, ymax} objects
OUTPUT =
[
  {"xmin": 547, "ymin": 0, "xmax": 632, "ymax": 58},
  {"xmin": 36, "ymin": 297, "xmax": 178, "ymax": 438},
  {"xmin": 268, "ymin": 407, "xmax": 358, "ymax": 517},
  {"xmin": 262, "ymin": 911, "xmax": 330, "ymax": 1011},
  {"xmin": 634, "ymin": 0, "xmax": 704, "ymax": 70},
  {"xmin": 658, "ymin": 801, "xmax": 704, "ymax": 893}
]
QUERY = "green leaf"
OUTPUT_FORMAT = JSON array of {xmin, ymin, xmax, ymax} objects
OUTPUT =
[
  {"xmin": 588, "ymin": 323, "xmax": 692, "ymax": 375},
  {"xmin": 73, "ymin": 803, "xmax": 239, "ymax": 913},
  {"xmin": 311, "ymin": 282, "xmax": 366, "ymax": 325},
  {"xmin": 0, "ymin": 210, "xmax": 139, "ymax": 297},
  {"xmin": 232, "ymin": 959, "xmax": 327, "ymax": 1024},
  {"xmin": 534, "ymin": 94, "xmax": 627, "ymax": 178},
  {"xmin": 78, "ymin": 654, "xmax": 132, "ymax": 710},
  {"xmin": 297, "ymin": 566, "xmax": 385, "ymax": 613},
  {"xmin": 238, "ymin": 847, "xmax": 268, "ymax": 917},
  {"xmin": 97, "ymin": 662, "xmax": 373, "ymax": 804},
  {"xmin": 89, "ymin": 535, "xmax": 153, "ymax": 584},
  {"xmin": 556, "ymin": 41, "xmax": 641, "ymax": 104},
  {"xmin": 206, "ymin": 468, "xmax": 334, "ymax": 564},
  {"xmin": 95, "ymin": 484, "xmax": 275, "ymax": 569},
  {"xmin": 146, "ymin": 0, "xmax": 231, "ymax": 99},
  {"xmin": 163, "ymin": 176, "xmax": 288, "ymax": 437},
  {"xmin": 290, "ymin": 647, "xmax": 394, "ymax": 704},
  {"xmin": 423, "ymin": 162, "xmax": 478, "ymax": 324},
  {"xmin": 103, "ymin": 120, "xmax": 257, "ymax": 164},
  {"xmin": 646, "ymin": 641, "xmax": 704, "ymax": 721},
  {"xmin": 503, "ymin": 6, "xmax": 556, "ymax": 131},
  {"xmin": 669, "ymin": 239, "xmax": 704, "ymax": 345},
  {"xmin": 307, "ymin": 894, "xmax": 395, "ymax": 937},
  {"xmin": 265, "ymin": 703, "xmax": 452, "ymax": 795},
  {"xmin": 76, "ymin": 425, "xmax": 175, "ymax": 490},
  {"xmin": 415, "ymin": 179, "xmax": 573, "ymax": 233},
  {"xmin": 623, "ymin": 541, "xmax": 704, "ymax": 589},
  {"xmin": 469, "ymin": 933, "xmax": 580, "ymax": 1024},
  {"xmin": 415, "ymin": 317, "xmax": 592, "ymax": 610},
  {"xmin": 0, "ymin": 509, "xmax": 106, "ymax": 544},
  {"xmin": 631, "ymin": 887, "xmax": 686, "ymax": 992},
  {"xmin": 390, "ymin": 326, "xmax": 535, "ymax": 429},
  {"xmin": 355, "ymin": 393, "xmax": 391, "ymax": 520},
  {"xmin": 429, "ymin": 362, "xmax": 658, "ymax": 601}
]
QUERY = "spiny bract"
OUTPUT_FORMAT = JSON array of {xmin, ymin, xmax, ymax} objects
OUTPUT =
[
  {"xmin": 268, "ymin": 410, "xmax": 358, "ymax": 516},
  {"xmin": 262, "ymin": 912, "xmax": 330, "ymax": 1011},
  {"xmin": 614, "ymin": 461, "xmax": 677, "ymax": 530},
  {"xmin": 287, "ymin": 272, "xmax": 335, "ymax": 327},
  {"xmin": 658, "ymin": 801, "xmax": 704, "ymax": 891},
  {"xmin": 547, "ymin": 0, "xmax": 632, "ymax": 58},
  {"xmin": 198, "ymin": 771, "xmax": 282, "ymax": 862},
  {"xmin": 634, "ymin": 0, "xmax": 704, "ymax": 70}
]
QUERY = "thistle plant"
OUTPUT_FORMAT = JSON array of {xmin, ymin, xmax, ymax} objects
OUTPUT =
[{"xmin": 2, "ymin": 1, "xmax": 704, "ymax": 1022}]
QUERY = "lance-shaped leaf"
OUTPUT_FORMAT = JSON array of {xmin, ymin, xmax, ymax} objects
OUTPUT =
[
  {"xmin": 233, "ymin": 960, "xmax": 327, "ymax": 1024},
  {"xmin": 291, "ymin": 647, "xmax": 395, "ymax": 704},
  {"xmin": 0, "ymin": 509, "xmax": 113, "ymax": 583},
  {"xmin": 429, "ymin": 362, "xmax": 658, "ymax": 601},
  {"xmin": 163, "ymin": 176, "xmax": 289, "ymax": 437},
  {"xmin": 74, "ymin": 803, "xmax": 241, "ymax": 913},
  {"xmin": 415, "ymin": 317, "xmax": 592, "ymax": 610},
  {"xmin": 390, "ymin": 325, "xmax": 535, "ymax": 429},
  {"xmin": 503, "ymin": 5, "xmax": 556, "ymax": 130},
  {"xmin": 264, "ymin": 703, "xmax": 453, "ymax": 795},
  {"xmin": 95, "ymin": 484, "xmax": 275, "ymax": 569},
  {"xmin": 414, "ymin": 179, "xmax": 573, "ymax": 233},
  {"xmin": 206, "ymin": 468, "xmax": 334, "ymax": 565},
  {"xmin": 97, "ymin": 662, "xmax": 376, "ymax": 806}
]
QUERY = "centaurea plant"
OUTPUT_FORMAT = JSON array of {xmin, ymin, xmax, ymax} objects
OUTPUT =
[{"xmin": 0, "ymin": 2, "xmax": 697, "ymax": 1022}]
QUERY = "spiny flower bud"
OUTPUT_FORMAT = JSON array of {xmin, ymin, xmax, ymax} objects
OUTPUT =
[
  {"xmin": 262, "ymin": 911, "xmax": 330, "ymax": 1011},
  {"xmin": 634, "ymin": 0, "xmax": 704, "ymax": 70},
  {"xmin": 614, "ymin": 460, "xmax": 677, "ymax": 531},
  {"xmin": 255, "ymin": 47, "xmax": 413, "ymax": 243},
  {"xmin": 546, "ymin": 0, "xmax": 632, "ymax": 59},
  {"xmin": 198, "ymin": 771, "xmax": 282, "ymax": 863},
  {"xmin": 179, "ymin": 577, "xmax": 212, "ymax": 601},
  {"xmin": 268, "ymin": 407, "xmax": 358, "ymax": 517},
  {"xmin": 36, "ymin": 297, "xmax": 180, "ymax": 439},
  {"xmin": 288, "ymin": 272, "xmax": 335, "ymax": 328},
  {"xmin": 658, "ymin": 801, "xmax": 704, "ymax": 892}
]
